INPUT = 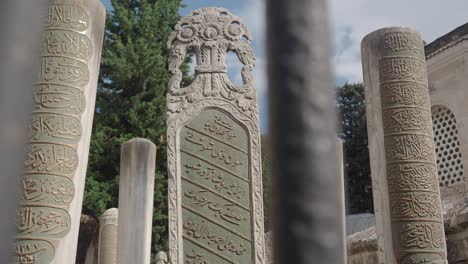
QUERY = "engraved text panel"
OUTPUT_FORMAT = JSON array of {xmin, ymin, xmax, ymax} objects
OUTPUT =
[{"xmin": 180, "ymin": 108, "xmax": 253, "ymax": 263}]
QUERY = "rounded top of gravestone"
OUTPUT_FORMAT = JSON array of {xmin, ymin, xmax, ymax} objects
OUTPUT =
[
  {"xmin": 100, "ymin": 208, "xmax": 118, "ymax": 219},
  {"xmin": 155, "ymin": 251, "xmax": 168, "ymax": 262},
  {"xmin": 122, "ymin": 137, "xmax": 157, "ymax": 152},
  {"xmin": 166, "ymin": 6, "xmax": 258, "ymax": 116}
]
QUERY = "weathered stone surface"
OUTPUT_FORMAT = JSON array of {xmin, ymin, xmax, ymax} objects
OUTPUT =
[
  {"xmin": 16, "ymin": 1, "xmax": 105, "ymax": 263},
  {"xmin": 166, "ymin": 7, "xmax": 265, "ymax": 264},
  {"xmin": 346, "ymin": 227, "xmax": 378, "ymax": 264},
  {"xmin": 362, "ymin": 27, "xmax": 447, "ymax": 263},
  {"xmin": 117, "ymin": 138, "xmax": 156, "ymax": 264},
  {"xmin": 99, "ymin": 208, "xmax": 118, "ymax": 264}
]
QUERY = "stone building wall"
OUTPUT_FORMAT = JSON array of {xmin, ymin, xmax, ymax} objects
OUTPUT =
[{"xmin": 426, "ymin": 22, "xmax": 468, "ymax": 205}]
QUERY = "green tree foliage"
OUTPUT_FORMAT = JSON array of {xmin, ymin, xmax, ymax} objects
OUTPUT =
[
  {"xmin": 84, "ymin": 0, "xmax": 184, "ymax": 259},
  {"xmin": 336, "ymin": 83, "xmax": 373, "ymax": 214}
]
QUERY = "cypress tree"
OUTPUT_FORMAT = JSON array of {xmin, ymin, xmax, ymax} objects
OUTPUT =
[
  {"xmin": 336, "ymin": 83, "xmax": 373, "ymax": 214},
  {"xmin": 84, "ymin": 0, "xmax": 185, "ymax": 258}
]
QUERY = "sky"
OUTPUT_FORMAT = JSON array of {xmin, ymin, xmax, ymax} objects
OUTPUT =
[{"xmin": 102, "ymin": 0, "xmax": 468, "ymax": 134}]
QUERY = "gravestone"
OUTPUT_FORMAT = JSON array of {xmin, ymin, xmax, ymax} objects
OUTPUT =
[
  {"xmin": 117, "ymin": 138, "xmax": 156, "ymax": 264},
  {"xmin": 362, "ymin": 27, "xmax": 447, "ymax": 263},
  {"xmin": 155, "ymin": 252, "xmax": 168, "ymax": 264},
  {"xmin": 15, "ymin": 1, "xmax": 106, "ymax": 263},
  {"xmin": 99, "ymin": 208, "xmax": 118, "ymax": 264},
  {"xmin": 166, "ymin": 7, "xmax": 265, "ymax": 264}
]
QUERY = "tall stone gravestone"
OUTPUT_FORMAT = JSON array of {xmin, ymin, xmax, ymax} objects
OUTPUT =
[
  {"xmin": 15, "ymin": 1, "xmax": 106, "ymax": 263},
  {"xmin": 166, "ymin": 7, "xmax": 265, "ymax": 264},
  {"xmin": 362, "ymin": 27, "xmax": 448, "ymax": 263}
]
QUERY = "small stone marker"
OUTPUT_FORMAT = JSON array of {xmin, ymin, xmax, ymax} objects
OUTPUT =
[
  {"xmin": 15, "ymin": 0, "xmax": 106, "ymax": 263},
  {"xmin": 155, "ymin": 251, "xmax": 168, "ymax": 264},
  {"xmin": 99, "ymin": 208, "xmax": 118, "ymax": 264},
  {"xmin": 362, "ymin": 27, "xmax": 448, "ymax": 263},
  {"xmin": 117, "ymin": 138, "xmax": 156, "ymax": 264},
  {"xmin": 166, "ymin": 7, "xmax": 265, "ymax": 264}
]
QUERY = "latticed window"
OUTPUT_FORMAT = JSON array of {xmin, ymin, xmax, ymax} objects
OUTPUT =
[{"xmin": 432, "ymin": 105, "xmax": 464, "ymax": 187}]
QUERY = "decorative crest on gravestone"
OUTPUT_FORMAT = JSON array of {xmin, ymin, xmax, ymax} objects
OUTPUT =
[
  {"xmin": 166, "ymin": 7, "xmax": 265, "ymax": 264},
  {"xmin": 167, "ymin": 7, "xmax": 257, "ymax": 117}
]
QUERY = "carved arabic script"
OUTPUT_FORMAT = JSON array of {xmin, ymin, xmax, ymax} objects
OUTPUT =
[
  {"xmin": 204, "ymin": 115, "xmax": 237, "ymax": 140},
  {"xmin": 184, "ymin": 220, "xmax": 248, "ymax": 256},
  {"xmin": 184, "ymin": 162, "xmax": 246, "ymax": 199},
  {"xmin": 16, "ymin": 207, "xmax": 71, "ymax": 239},
  {"xmin": 186, "ymin": 250, "xmax": 208, "ymax": 264},
  {"xmin": 185, "ymin": 131, "xmax": 244, "ymax": 168},
  {"xmin": 184, "ymin": 189, "xmax": 247, "ymax": 225}
]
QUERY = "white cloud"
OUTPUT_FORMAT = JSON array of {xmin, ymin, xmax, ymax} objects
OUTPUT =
[{"xmin": 329, "ymin": 0, "xmax": 468, "ymax": 83}]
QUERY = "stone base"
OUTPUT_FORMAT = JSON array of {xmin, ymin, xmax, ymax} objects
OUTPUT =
[
  {"xmin": 445, "ymin": 202, "xmax": 468, "ymax": 264},
  {"xmin": 347, "ymin": 226, "xmax": 378, "ymax": 264}
]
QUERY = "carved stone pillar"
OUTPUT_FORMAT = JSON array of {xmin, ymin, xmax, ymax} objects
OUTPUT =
[
  {"xmin": 99, "ymin": 208, "xmax": 118, "ymax": 264},
  {"xmin": 362, "ymin": 27, "xmax": 448, "ymax": 263},
  {"xmin": 15, "ymin": 1, "xmax": 105, "ymax": 263}
]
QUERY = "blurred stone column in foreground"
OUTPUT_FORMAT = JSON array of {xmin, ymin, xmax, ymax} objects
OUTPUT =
[
  {"xmin": 15, "ymin": 0, "xmax": 106, "ymax": 263},
  {"xmin": 362, "ymin": 27, "xmax": 447, "ymax": 263},
  {"xmin": 99, "ymin": 208, "xmax": 118, "ymax": 264},
  {"xmin": 337, "ymin": 138, "xmax": 347, "ymax": 264},
  {"xmin": 266, "ymin": 0, "xmax": 344, "ymax": 263},
  {"xmin": 117, "ymin": 138, "xmax": 156, "ymax": 264},
  {"xmin": 1, "ymin": 0, "xmax": 47, "ymax": 262}
]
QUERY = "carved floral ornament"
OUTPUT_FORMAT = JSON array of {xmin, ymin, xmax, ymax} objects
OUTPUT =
[{"xmin": 166, "ymin": 7, "xmax": 257, "ymax": 117}]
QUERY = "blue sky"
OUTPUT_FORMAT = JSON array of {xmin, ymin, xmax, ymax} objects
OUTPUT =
[{"xmin": 102, "ymin": 0, "xmax": 468, "ymax": 134}]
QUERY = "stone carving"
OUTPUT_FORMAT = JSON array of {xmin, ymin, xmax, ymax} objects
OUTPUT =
[
  {"xmin": 15, "ymin": 1, "xmax": 105, "ymax": 263},
  {"xmin": 14, "ymin": 240, "xmax": 55, "ymax": 264},
  {"xmin": 167, "ymin": 7, "xmax": 256, "ymax": 117},
  {"xmin": 167, "ymin": 7, "xmax": 265, "ymax": 264},
  {"xmin": 364, "ymin": 28, "xmax": 447, "ymax": 262},
  {"xmin": 33, "ymin": 85, "xmax": 86, "ymax": 115},
  {"xmin": 46, "ymin": 4, "xmax": 89, "ymax": 31}
]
